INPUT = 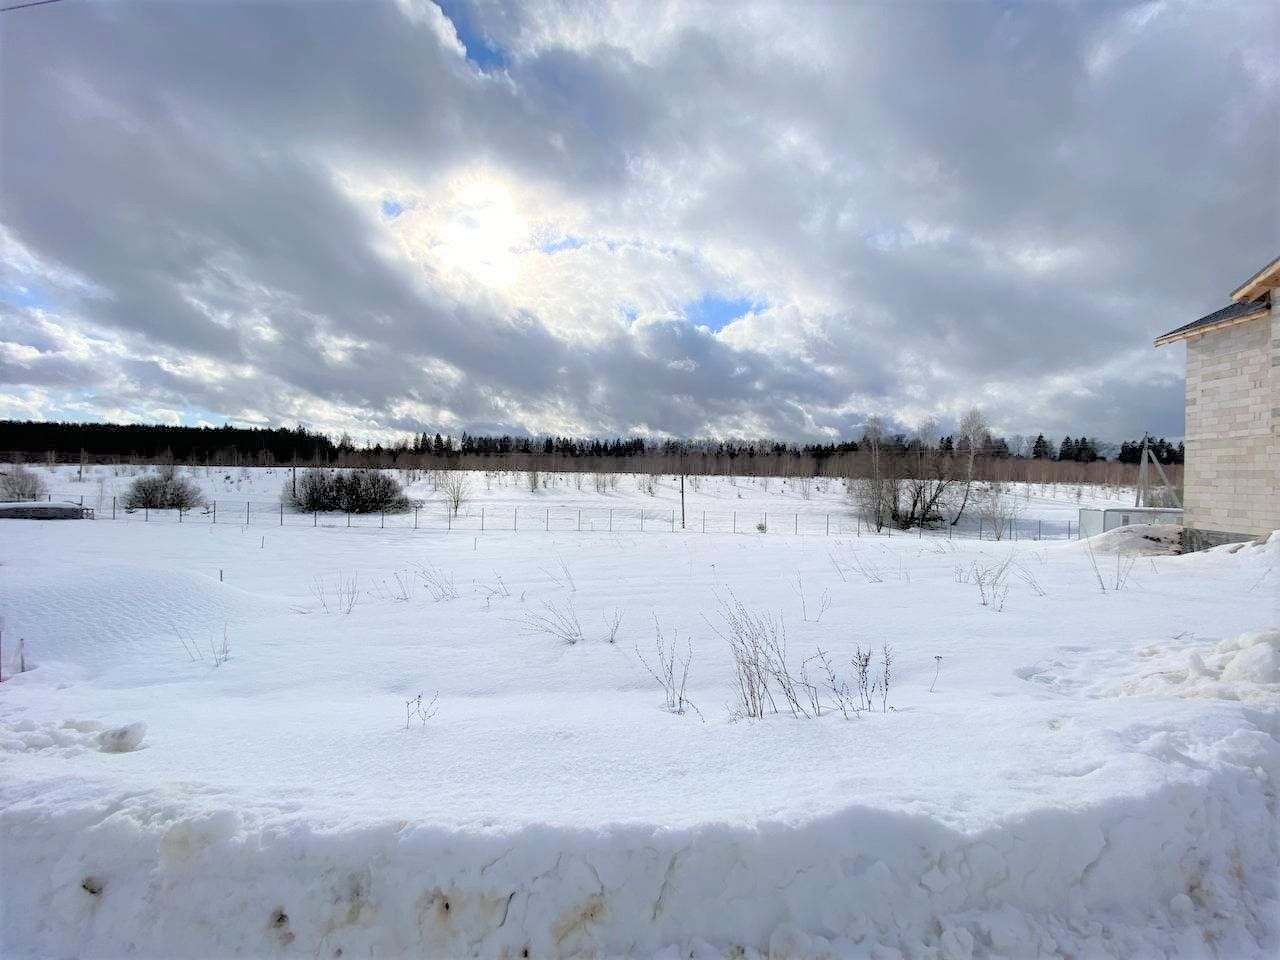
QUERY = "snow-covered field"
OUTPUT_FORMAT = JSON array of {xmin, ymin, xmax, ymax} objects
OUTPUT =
[
  {"xmin": 23, "ymin": 463, "xmax": 1135, "ymax": 540},
  {"xmin": 1, "ymin": 468, "xmax": 1277, "ymax": 959}
]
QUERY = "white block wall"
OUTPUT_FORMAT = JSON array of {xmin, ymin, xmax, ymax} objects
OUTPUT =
[{"xmin": 1182, "ymin": 310, "xmax": 1280, "ymax": 538}]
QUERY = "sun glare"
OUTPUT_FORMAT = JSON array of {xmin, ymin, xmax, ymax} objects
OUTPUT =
[{"xmin": 432, "ymin": 176, "xmax": 527, "ymax": 289}]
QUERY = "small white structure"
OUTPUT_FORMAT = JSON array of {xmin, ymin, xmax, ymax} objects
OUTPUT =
[
  {"xmin": 1077, "ymin": 507, "xmax": 1184, "ymax": 540},
  {"xmin": 0, "ymin": 500, "xmax": 93, "ymax": 520}
]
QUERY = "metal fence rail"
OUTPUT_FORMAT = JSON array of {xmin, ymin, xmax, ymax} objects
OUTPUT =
[{"xmin": 33, "ymin": 495, "xmax": 1079, "ymax": 542}]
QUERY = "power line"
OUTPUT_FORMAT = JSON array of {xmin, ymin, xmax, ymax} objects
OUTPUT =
[{"xmin": 1, "ymin": 0, "xmax": 68, "ymax": 13}]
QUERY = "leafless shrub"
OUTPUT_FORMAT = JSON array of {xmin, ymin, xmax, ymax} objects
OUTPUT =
[
  {"xmin": 0, "ymin": 464, "xmax": 47, "ymax": 501},
  {"xmin": 878, "ymin": 643, "xmax": 893, "ymax": 712},
  {"xmin": 1113, "ymin": 552, "xmax": 1137, "ymax": 591},
  {"xmin": 516, "ymin": 600, "xmax": 584, "ymax": 644},
  {"xmin": 442, "ymin": 472, "xmax": 471, "ymax": 516},
  {"xmin": 813, "ymin": 647, "xmax": 860, "ymax": 719},
  {"xmin": 1084, "ymin": 539, "xmax": 1108, "ymax": 593},
  {"xmin": 828, "ymin": 551, "xmax": 848, "ymax": 583},
  {"xmin": 930, "ymin": 655, "xmax": 942, "ymax": 693},
  {"xmin": 404, "ymin": 692, "xmax": 438, "ymax": 728},
  {"xmin": 540, "ymin": 559, "xmax": 576, "ymax": 592},
  {"xmin": 635, "ymin": 616, "xmax": 701, "ymax": 718},
  {"xmin": 849, "ymin": 552, "xmax": 884, "ymax": 584},
  {"xmin": 638, "ymin": 473, "xmax": 658, "ymax": 496},
  {"xmin": 852, "ymin": 644, "xmax": 874, "ymax": 712},
  {"xmin": 602, "ymin": 608, "xmax": 624, "ymax": 643},
  {"xmin": 971, "ymin": 558, "xmax": 1013, "ymax": 611},
  {"xmin": 1016, "ymin": 565, "xmax": 1046, "ymax": 597},
  {"xmin": 708, "ymin": 593, "xmax": 774, "ymax": 720},
  {"xmin": 475, "ymin": 571, "xmax": 511, "ymax": 606},
  {"xmin": 709, "ymin": 593, "xmax": 812, "ymax": 719},
  {"xmin": 791, "ymin": 572, "xmax": 831, "ymax": 622},
  {"xmin": 174, "ymin": 626, "xmax": 203, "ymax": 662},
  {"xmin": 311, "ymin": 572, "xmax": 361, "ymax": 614},
  {"xmin": 124, "ymin": 466, "xmax": 205, "ymax": 510},
  {"xmin": 419, "ymin": 566, "xmax": 459, "ymax": 602},
  {"xmin": 527, "ymin": 468, "xmax": 540, "ymax": 493},
  {"xmin": 210, "ymin": 626, "xmax": 231, "ymax": 666},
  {"xmin": 593, "ymin": 472, "xmax": 609, "ymax": 494}
]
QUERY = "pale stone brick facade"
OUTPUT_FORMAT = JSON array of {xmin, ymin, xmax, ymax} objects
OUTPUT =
[{"xmin": 1181, "ymin": 312, "xmax": 1279, "ymax": 540}]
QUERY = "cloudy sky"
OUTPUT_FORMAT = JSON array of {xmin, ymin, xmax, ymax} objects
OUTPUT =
[{"xmin": 1, "ymin": 0, "xmax": 1276, "ymax": 444}]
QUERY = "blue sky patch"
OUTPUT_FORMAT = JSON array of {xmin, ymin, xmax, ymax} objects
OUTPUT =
[
  {"xmin": 539, "ymin": 235, "xmax": 584, "ymax": 254},
  {"xmin": 683, "ymin": 293, "xmax": 757, "ymax": 331},
  {"xmin": 437, "ymin": 1, "xmax": 506, "ymax": 71},
  {"xmin": 0, "ymin": 283, "xmax": 54, "ymax": 310},
  {"xmin": 382, "ymin": 199, "xmax": 403, "ymax": 218}
]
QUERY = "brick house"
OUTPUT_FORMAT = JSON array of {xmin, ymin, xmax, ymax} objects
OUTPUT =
[{"xmin": 1155, "ymin": 255, "xmax": 1279, "ymax": 548}]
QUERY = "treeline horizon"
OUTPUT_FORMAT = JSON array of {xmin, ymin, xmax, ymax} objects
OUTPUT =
[{"xmin": 0, "ymin": 419, "xmax": 1182, "ymax": 484}]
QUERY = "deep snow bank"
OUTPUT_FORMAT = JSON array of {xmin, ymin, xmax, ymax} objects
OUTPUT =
[{"xmin": 2, "ymin": 721, "xmax": 1277, "ymax": 960}]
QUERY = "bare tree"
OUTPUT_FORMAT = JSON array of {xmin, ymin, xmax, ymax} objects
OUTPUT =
[
  {"xmin": 851, "ymin": 416, "xmax": 895, "ymax": 531},
  {"xmin": 979, "ymin": 482, "xmax": 1021, "ymax": 541},
  {"xmin": 442, "ymin": 472, "xmax": 471, "ymax": 516},
  {"xmin": 951, "ymin": 407, "xmax": 989, "ymax": 525}
]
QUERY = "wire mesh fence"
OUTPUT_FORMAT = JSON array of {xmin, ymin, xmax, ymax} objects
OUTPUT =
[{"xmin": 26, "ymin": 495, "xmax": 1079, "ymax": 542}]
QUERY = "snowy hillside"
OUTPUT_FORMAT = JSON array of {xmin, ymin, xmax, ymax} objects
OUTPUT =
[{"xmin": 0, "ymin": 473, "xmax": 1276, "ymax": 958}]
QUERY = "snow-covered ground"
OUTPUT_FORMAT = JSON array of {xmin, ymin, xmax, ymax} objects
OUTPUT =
[{"xmin": 1, "ymin": 469, "xmax": 1276, "ymax": 958}]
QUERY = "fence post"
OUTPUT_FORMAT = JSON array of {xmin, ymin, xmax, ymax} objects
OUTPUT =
[
  {"xmin": 315, "ymin": 510, "xmax": 319, "ymax": 527},
  {"xmin": 246, "ymin": 501, "xmax": 250, "ymax": 525},
  {"xmin": 112, "ymin": 496, "xmax": 116, "ymax": 520},
  {"xmin": 514, "ymin": 506, "xmax": 518, "ymax": 531},
  {"xmin": 414, "ymin": 508, "xmax": 418, "ymax": 530},
  {"xmin": 1038, "ymin": 519, "xmax": 1042, "ymax": 541},
  {"xmin": 481, "ymin": 507, "xmax": 485, "ymax": 532},
  {"xmin": 145, "ymin": 505, "xmax": 148, "ymax": 522},
  {"xmin": 671, "ymin": 510, "xmax": 675, "ymax": 532},
  {"xmin": 347, "ymin": 511, "xmax": 350, "ymax": 528},
  {"xmin": 702, "ymin": 510, "xmax": 706, "ymax": 534},
  {"xmin": 795, "ymin": 513, "xmax": 798, "ymax": 535},
  {"xmin": 380, "ymin": 510, "xmax": 384, "ymax": 529},
  {"xmin": 979, "ymin": 518, "xmax": 983, "ymax": 540},
  {"xmin": 577, "ymin": 509, "xmax": 581, "ymax": 532},
  {"xmin": 1068, "ymin": 519, "xmax": 1072, "ymax": 539},
  {"xmin": 547, "ymin": 508, "xmax": 550, "ymax": 531},
  {"xmin": 281, "ymin": 503, "xmax": 284, "ymax": 526},
  {"xmin": 213, "ymin": 500, "xmax": 217, "ymax": 523},
  {"xmin": 608, "ymin": 509, "xmax": 611, "ymax": 532},
  {"xmin": 826, "ymin": 514, "xmax": 829, "ymax": 536},
  {"xmin": 641, "ymin": 511, "xmax": 644, "ymax": 532},
  {"xmin": 732, "ymin": 511, "xmax": 736, "ymax": 534},
  {"xmin": 764, "ymin": 511, "xmax": 767, "ymax": 533}
]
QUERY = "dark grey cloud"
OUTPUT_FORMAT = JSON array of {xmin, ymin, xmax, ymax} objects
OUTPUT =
[{"xmin": 0, "ymin": 0, "xmax": 1275, "ymax": 443}]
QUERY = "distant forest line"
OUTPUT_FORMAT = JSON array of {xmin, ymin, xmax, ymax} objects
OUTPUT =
[{"xmin": 0, "ymin": 419, "xmax": 1182, "ymax": 484}]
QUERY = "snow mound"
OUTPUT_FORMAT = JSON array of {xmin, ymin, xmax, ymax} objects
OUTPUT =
[
  {"xmin": 1114, "ymin": 630, "xmax": 1280, "ymax": 701},
  {"xmin": 3, "ymin": 742, "xmax": 1277, "ymax": 960},
  {"xmin": 0, "ymin": 563, "xmax": 283, "ymax": 674},
  {"xmin": 98, "ymin": 721, "xmax": 147, "ymax": 753},
  {"xmin": 1076, "ymin": 524, "xmax": 1183, "ymax": 556}
]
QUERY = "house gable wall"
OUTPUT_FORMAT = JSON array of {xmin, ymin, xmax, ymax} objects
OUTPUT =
[{"xmin": 1181, "ymin": 311, "xmax": 1279, "ymax": 539}]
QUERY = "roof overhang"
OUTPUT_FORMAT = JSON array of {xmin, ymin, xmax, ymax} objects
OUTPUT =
[
  {"xmin": 1230, "ymin": 254, "xmax": 1280, "ymax": 302},
  {"xmin": 1154, "ymin": 301, "xmax": 1270, "ymax": 346}
]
